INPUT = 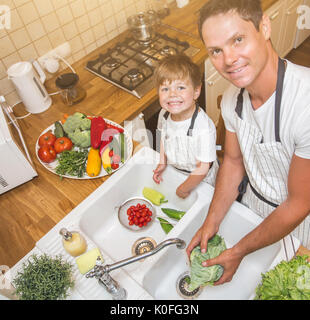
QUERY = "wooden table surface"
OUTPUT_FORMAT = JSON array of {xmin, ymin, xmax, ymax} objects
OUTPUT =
[{"xmin": 1, "ymin": 0, "xmax": 308, "ymax": 270}]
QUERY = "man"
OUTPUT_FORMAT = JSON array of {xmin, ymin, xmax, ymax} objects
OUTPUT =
[{"xmin": 186, "ymin": 0, "xmax": 310, "ymax": 285}]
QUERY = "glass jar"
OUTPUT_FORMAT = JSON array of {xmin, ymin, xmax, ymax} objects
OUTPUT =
[{"xmin": 55, "ymin": 73, "xmax": 86, "ymax": 106}]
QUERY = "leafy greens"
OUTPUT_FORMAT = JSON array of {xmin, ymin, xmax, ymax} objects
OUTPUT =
[
  {"xmin": 255, "ymin": 255, "xmax": 310, "ymax": 300},
  {"xmin": 188, "ymin": 234, "xmax": 226, "ymax": 291}
]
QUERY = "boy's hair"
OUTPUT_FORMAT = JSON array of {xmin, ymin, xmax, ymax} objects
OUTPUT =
[
  {"xmin": 154, "ymin": 53, "xmax": 202, "ymax": 89},
  {"xmin": 198, "ymin": 0, "xmax": 263, "ymax": 40}
]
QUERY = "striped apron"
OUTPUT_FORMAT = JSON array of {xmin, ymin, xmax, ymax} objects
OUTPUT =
[
  {"xmin": 237, "ymin": 58, "xmax": 310, "ymax": 248},
  {"xmin": 163, "ymin": 103, "xmax": 219, "ymax": 186}
]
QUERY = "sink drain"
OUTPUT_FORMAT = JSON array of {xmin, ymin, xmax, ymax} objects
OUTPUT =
[
  {"xmin": 176, "ymin": 271, "xmax": 202, "ymax": 300},
  {"xmin": 132, "ymin": 237, "xmax": 157, "ymax": 261}
]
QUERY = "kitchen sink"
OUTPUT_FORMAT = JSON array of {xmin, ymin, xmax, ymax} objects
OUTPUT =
[
  {"xmin": 31, "ymin": 147, "xmax": 299, "ymax": 300},
  {"xmin": 142, "ymin": 199, "xmax": 283, "ymax": 300},
  {"xmin": 79, "ymin": 148, "xmax": 199, "ymax": 274}
]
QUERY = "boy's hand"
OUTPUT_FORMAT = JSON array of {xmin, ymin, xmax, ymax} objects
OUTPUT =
[
  {"xmin": 176, "ymin": 184, "xmax": 190, "ymax": 199},
  {"xmin": 153, "ymin": 164, "xmax": 167, "ymax": 184}
]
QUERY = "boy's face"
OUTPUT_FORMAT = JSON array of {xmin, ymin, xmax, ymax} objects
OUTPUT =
[
  {"xmin": 201, "ymin": 11, "xmax": 270, "ymax": 89},
  {"xmin": 158, "ymin": 78, "xmax": 201, "ymax": 120}
]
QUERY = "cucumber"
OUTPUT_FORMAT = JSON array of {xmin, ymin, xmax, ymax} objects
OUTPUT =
[
  {"xmin": 54, "ymin": 121, "xmax": 65, "ymax": 138},
  {"xmin": 120, "ymin": 133, "xmax": 126, "ymax": 163}
]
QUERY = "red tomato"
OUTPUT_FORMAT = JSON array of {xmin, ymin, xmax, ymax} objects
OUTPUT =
[
  {"xmin": 38, "ymin": 145, "xmax": 57, "ymax": 163},
  {"xmin": 127, "ymin": 203, "xmax": 152, "ymax": 228},
  {"xmin": 54, "ymin": 137, "xmax": 73, "ymax": 154},
  {"xmin": 112, "ymin": 154, "xmax": 121, "ymax": 164},
  {"xmin": 38, "ymin": 131, "xmax": 56, "ymax": 147}
]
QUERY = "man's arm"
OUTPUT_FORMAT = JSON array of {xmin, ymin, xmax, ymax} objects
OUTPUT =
[
  {"xmin": 186, "ymin": 130, "xmax": 245, "ymax": 255},
  {"xmin": 206, "ymin": 154, "xmax": 310, "ymax": 285}
]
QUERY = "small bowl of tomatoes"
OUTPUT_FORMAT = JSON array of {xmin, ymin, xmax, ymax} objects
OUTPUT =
[{"xmin": 117, "ymin": 197, "xmax": 156, "ymax": 231}]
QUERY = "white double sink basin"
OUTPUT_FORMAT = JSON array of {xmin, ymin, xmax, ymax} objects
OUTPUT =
[{"xmin": 13, "ymin": 146, "xmax": 299, "ymax": 300}]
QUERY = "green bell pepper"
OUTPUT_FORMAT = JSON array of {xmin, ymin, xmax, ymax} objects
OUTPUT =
[
  {"xmin": 157, "ymin": 217, "xmax": 173, "ymax": 234},
  {"xmin": 161, "ymin": 208, "xmax": 186, "ymax": 220}
]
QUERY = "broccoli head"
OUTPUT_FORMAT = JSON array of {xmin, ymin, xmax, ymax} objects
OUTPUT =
[
  {"xmin": 63, "ymin": 112, "xmax": 91, "ymax": 135},
  {"xmin": 63, "ymin": 112, "xmax": 91, "ymax": 147},
  {"xmin": 68, "ymin": 128, "xmax": 91, "ymax": 148}
]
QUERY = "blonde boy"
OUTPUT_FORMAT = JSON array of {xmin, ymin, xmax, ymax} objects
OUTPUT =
[{"xmin": 153, "ymin": 54, "xmax": 218, "ymax": 199}]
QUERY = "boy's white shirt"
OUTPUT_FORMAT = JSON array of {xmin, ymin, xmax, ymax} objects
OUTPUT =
[{"xmin": 158, "ymin": 108, "xmax": 217, "ymax": 173}]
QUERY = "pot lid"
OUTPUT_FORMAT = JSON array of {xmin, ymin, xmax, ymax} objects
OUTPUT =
[{"xmin": 56, "ymin": 73, "xmax": 79, "ymax": 89}]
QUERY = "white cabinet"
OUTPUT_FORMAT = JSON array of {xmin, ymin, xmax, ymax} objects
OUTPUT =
[
  {"xmin": 294, "ymin": 0, "xmax": 310, "ymax": 47},
  {"xmin": 266, "ymin": 0, "xmax": 286, "ymax": 54},
  {"xmin": 265, "ymin": 0, "xmax": 304, "ymax": 57},
  {"xmin": 279, "ymin": 0, "xmax": 304, "ymax": 56}
]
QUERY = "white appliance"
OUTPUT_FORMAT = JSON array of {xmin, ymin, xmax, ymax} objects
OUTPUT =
[
  {"xmin": 0, "ymin": 97, "xmax": 37, "ymax": 194},
  {"xmin": 7, "ymin": 61, "xmax": 52, "ymax": 114}
]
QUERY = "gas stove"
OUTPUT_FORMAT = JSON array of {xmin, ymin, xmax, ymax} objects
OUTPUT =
[{"xmin": 85, "ymin": 33, "xmax": 200, "ymax": 98}]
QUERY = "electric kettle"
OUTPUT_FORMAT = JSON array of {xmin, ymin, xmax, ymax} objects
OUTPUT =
[{"xmin": 7, "ymin": 60, "xmax": 52, "ymax": 114}]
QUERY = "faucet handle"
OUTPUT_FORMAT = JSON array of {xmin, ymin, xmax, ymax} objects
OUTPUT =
[
  {"xmin": 95, "ymin": 256, "xmax": 104, "ymax": 266},
  {"xmin": 85, "ymin": 256, "xmax": 105, "ymax": 278}
]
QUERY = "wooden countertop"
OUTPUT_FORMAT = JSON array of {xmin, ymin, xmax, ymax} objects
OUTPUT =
[{"xmin": 1, "ymin": 0, "xmax": 308, "ymax": 270}]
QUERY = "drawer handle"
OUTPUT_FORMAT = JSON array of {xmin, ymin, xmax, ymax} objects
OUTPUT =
[
  {"xmin": 207, "ymin": 81, "xmax": 214, "ymax": 86},
  {"xmin": 270, "ymin": 11, "xmax": 279, "ymax": 20}
]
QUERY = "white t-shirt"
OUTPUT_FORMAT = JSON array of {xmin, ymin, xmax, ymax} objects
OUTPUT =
[
  {"xmin": 159, "ymin": 108, "xmax": 217, "ymax": 172},
  {"xmin": 221, "ymin": 60, "xmax": 310, "ymax": 159}
]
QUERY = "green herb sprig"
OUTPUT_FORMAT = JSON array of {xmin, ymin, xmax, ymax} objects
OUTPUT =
[
  {"xmin": 55, "ymin": 149, "xmax": 88, "ymax": 178},
  {"xmin": 12, "ymin": 254, "xmax": 75, "ymax": 300}
]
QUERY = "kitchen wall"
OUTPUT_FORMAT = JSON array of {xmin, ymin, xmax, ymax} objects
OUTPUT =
[{"xmin": 0, "ymin": 0, "xmax": 173, "ymax": 105}]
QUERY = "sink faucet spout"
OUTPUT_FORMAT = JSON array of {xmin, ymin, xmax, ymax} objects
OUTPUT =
[
  {"xmin": 86, "ymin": 238, "xmax": 186, "ymax": 300},
  {"xmin": 105, "ymin": 238, "xmax": 186, "ymax": 273}
]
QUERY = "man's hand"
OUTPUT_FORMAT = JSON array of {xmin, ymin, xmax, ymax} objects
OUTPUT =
[
  {"xmin": 201, "ymin": 247, "xmax": 243, "ymax": 285},
  {"xmin": 186, "ymin": 221, "xmax": 218, "ymax": 258}
]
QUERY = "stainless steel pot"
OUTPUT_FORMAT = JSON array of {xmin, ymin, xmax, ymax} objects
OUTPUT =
[{"xmin": 127, "ymin": 11, "xmax": 159, "ymax": 42}]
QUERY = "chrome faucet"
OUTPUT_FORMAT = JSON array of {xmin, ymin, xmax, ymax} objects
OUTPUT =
[{"xmin": 86, "ymin": 238, "xmax": 186, "ymax": 300}]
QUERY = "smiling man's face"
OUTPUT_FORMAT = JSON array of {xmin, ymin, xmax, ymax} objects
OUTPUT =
[{"xmin": 202, "ymin": 11, "xmax": 270, "ymax": 89}]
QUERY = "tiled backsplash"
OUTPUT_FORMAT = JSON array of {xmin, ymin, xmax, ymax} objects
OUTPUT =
[{"xmin": 0, "ymin": 0, "xmax": 173, "ymax": 106}]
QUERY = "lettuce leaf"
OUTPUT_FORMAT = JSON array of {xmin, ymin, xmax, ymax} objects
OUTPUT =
[
  {"xmin": 255, "ymin": 255, "xmax": 310, "ymax": 300},
  {"xmin": 188, "ymin": 234, "xmax": 226, "ymax": 291}
]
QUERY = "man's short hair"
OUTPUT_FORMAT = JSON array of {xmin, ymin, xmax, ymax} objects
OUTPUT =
[{"xmin": 198, "ymin": 0, "xmax": 263, "ymax": 40}]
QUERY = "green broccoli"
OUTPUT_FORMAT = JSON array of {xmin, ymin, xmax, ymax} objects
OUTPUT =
[
  {"xmin": 70, "ymin": 128, "xmax": 91, "ymax": 148},
  {"xmin": 63, "ymin": 112, "xmax": 91, "ymax": 148}
]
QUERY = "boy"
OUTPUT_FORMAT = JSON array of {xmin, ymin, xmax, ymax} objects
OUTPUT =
[{"xmin": 153, "ymin": 53, "xmax": 218, "ymax": 199}]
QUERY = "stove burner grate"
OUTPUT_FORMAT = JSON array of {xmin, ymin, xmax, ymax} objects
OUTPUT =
[
  {"xmin": 160, "ymin": 45, "xmax": 178, "ymax": 56},
  {"xmin": 85, "ymin": 32, "xmax": 199, "ymax": 97}
]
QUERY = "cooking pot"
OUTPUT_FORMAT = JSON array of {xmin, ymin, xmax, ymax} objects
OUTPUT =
[{"xmin": 127, "ymin": 11, "xmax": 159, "ymax": 42}]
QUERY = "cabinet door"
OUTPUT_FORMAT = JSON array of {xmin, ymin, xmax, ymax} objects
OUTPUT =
[
  {"xmin": 205, "ymin": 70, "xmax": 230, "ymax": 126},
  {"xmin": 279, "ymin": 0, "xmax": 303, "ymax": 57},
  {"xmin": 266, "ymin": 0, "xmax": 285, "ymax": 54}
]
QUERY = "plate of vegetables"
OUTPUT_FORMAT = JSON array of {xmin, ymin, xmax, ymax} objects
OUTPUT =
[{"xmin": 35, "ymin": 112, "xmax": 133, "ymax": 179}]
